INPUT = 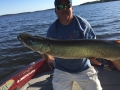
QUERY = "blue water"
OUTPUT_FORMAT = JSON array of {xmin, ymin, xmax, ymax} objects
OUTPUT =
[{"xmin": 0, "ymin": 1, "xmax": 120, "ymax": 81}]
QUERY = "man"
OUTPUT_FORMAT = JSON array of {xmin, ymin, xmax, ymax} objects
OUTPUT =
[{"xmin": 43, "ymin": 0, "xmax": 102, "ymax": 90}]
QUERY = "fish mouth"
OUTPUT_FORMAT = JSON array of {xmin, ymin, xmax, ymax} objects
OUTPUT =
[{"xmin": 18, "ymin": 33, "xmax": 34, "ymax": 46}]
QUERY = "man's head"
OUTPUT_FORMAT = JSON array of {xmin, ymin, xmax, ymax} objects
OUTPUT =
[
  {"xmin": 54, "ymin": 0, "xmax": 73, "ymax": 25},
  {"xmin": 54, "ymin": 0, "xmax": 72, "ymax": 7}
]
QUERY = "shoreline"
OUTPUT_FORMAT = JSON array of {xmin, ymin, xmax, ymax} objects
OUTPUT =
[
  {"xmin": 80, "ymin": 0, "xmax": 119, "ymax": 5},
  {"xmin": 0, "ymin": 0, "xmax": 119, "ymax": 17}
]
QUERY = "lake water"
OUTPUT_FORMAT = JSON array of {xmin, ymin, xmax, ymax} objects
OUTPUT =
[{"xmin": 0, "ymin": 1, "xmax": 120, "ymax": 81}]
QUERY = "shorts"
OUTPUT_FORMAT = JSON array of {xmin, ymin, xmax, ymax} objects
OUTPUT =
[{"xmin": 52, "ymin": 66, "xmax": 102, "ymax": 90}]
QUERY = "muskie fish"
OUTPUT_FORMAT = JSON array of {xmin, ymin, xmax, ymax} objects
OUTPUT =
[{"xmin": 18, "ymin": 33, "xmax": 120, "ymax": 61}]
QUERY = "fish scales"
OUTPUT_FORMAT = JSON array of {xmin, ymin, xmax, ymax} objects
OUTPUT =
[
  {"xmin": 47, "ymin": 40, "xmax": 120, "ymax": 60},
  {"xmin": 18, "ymin": 33, "xmax": 120, "ymax": 61}
]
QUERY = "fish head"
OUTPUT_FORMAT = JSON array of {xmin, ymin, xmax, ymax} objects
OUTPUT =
[{"xmin": 18, "ymin": 33, "xmax": 50, "ymax": 54}]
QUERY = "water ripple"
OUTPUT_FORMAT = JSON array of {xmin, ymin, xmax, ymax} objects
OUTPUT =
[{"xmin": 0, "ymin": 1, "xmax": 120, "ymax": 81}]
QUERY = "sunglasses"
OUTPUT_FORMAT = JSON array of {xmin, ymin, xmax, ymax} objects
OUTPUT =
[{"xmin": 56, "ymin": 3, "xmax": 72, "ymax": 10}]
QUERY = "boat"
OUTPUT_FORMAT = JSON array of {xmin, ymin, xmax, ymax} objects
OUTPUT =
[
  {"xmin": 0, "ymin": 59, "xmax": 52, "ymax": 90},
  {"xmin": 0, "ymin": 58, "xmax": 120, "ymax": 90}
]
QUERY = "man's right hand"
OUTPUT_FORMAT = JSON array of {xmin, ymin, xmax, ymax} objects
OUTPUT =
[{"xmin": 41, "ymin": 54, "xmax": 55, "ymax": 64}]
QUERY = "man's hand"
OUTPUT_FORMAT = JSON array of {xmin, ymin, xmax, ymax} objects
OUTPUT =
[
  {"xmin": 89, "ymin": 57, "xmax": 101, "ymax": 66},
  {"xmin": 41, "ymin": 54, "xmax": 55, "ymax": 69},
  {"xmin": 41, "ymin": 54, "xmax": 55, "ymax": 64}
]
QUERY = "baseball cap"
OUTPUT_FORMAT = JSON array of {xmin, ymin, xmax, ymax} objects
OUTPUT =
[{"xmin": 54, "ymin": 0, "xmax": 72, "ymax": 6}]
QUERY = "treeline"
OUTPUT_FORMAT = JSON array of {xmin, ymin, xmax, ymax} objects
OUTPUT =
[
  {"xmin": 100, "ymin": 0, "xmax": 118, "ymax": 2},
  {"xmin": 80, "ymin": 0, "xmax": 118, "ymax": 5}
]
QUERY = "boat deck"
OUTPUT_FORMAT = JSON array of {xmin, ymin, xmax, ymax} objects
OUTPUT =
[{"xmin": 20, "ymin": 67, "xmax": 120, "ymax": 90}]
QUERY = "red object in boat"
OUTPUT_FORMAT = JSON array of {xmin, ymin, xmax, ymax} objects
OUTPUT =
[{"xmin": 0, "ymin": 59, "xmax": 52, "ymax": 90}]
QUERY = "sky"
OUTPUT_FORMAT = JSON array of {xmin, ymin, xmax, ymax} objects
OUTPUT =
[{"xmin": 0, "ymin": 0, "xmax": 97, "ymax": 16}]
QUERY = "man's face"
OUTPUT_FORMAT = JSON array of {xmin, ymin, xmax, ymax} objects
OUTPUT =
[{"xmin": 55, "ymin": 0, "xmax": 73, "ymax": 21}]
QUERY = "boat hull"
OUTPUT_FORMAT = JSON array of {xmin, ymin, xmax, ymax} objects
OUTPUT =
[{"xmin": 0, "ymin": 59, "xmax": 52, "ymax": 90}]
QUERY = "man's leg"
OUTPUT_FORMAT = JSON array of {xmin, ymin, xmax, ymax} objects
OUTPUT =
[
  {"xmin": 76, "ymin": 67, "xmax": 102, "ymax": 90},
  {"xmin": 52, "ymin": 69, "xmax": 73, "ymax": 90}
]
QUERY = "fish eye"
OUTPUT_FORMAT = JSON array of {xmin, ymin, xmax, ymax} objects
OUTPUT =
[{"xmin": 27, "ymin": 40, "xmax": 33, "ymax": 44}]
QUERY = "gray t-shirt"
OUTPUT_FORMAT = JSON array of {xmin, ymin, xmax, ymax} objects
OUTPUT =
[{"xmin": 47, "ymin": 15, "xmax": 96, "ymax": 73}]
